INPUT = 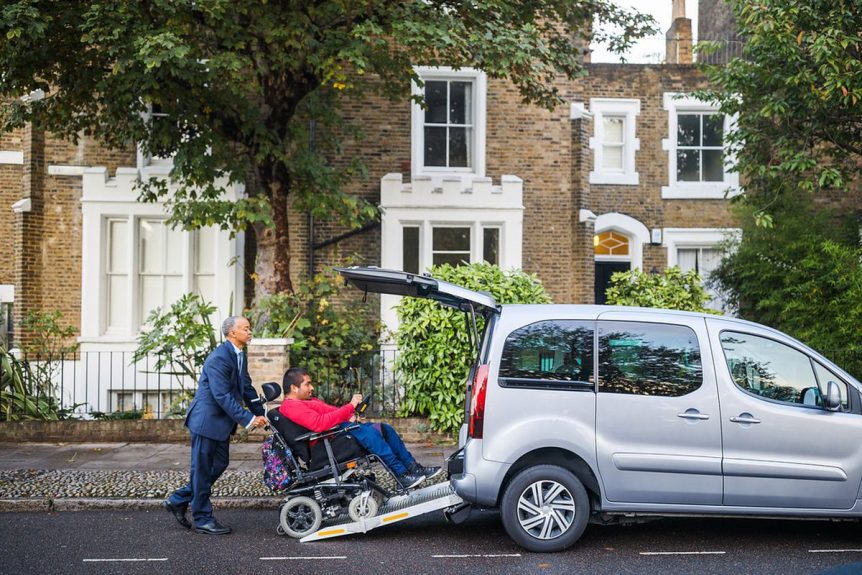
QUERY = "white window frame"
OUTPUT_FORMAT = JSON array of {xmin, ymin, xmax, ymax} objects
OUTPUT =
[
  {"xmin": 664, "ymin": 228, "xmax": 741, "ymax": 313},
  {"xmin": 402, "ymin": 221, "xmax": 505, "ymax": 273},
  {"xmin": 662, "ymin": 93, "xmax": 740, "ymax": 199},
  {"xmin": 588, "ymin": 98, "xmax": 640, "ymax": 185},
  {"xmin": 80, "ymin": 168, "xmax": 243, "ymax": 347},
  {"xmin": 411, "ymin": 67, "xmax": 487, "ymax": 180}
]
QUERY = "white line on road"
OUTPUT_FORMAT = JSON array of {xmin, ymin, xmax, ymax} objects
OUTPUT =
[
  {"xmin": 809, "ymin": 549, "xmax": 862, "ymax": 553},
  {"xmin": 82, "ymin": 558, "xmax": 168, "ymax": 563},
  {"xmin": 640, "ymin": 551, "xmax": 726, "ymax": 556},
  {"xmin": 432, "ymin": 554, "xmax": 522, "ymax": 558},
  {"xmin": 260, "ymin": 556, "xmax": 347, "ymax": 561}
]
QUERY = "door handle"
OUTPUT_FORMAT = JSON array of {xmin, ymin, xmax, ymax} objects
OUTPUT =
[
  {"xmin": 676, "ymin": 411, "xmax": 709, "ymax": 419},
  {"xmin": 730, "ymin": 414, "xmax": 761, "ymax": 424}
]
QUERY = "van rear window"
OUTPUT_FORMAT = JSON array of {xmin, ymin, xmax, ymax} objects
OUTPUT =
[{"xmin": 499, "ymin": 320, "xmax": 594, "ymax": 390}]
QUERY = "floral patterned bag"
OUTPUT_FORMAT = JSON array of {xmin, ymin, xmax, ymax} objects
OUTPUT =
[{"xmin": 261, "ymin": 434, "xmax": 296, "ymax": 491}]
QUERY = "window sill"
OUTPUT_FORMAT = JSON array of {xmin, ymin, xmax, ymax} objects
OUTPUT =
[
  {"xmin": 661, "ymin": 183, "xmax": 740, "ymax": 199},
  {"xmin": 589, "ymin": 171, "xmax": 639, "ymax": 186}
]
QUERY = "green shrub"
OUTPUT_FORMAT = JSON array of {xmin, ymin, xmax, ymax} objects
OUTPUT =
[
  {"xmin": 712, "ymin": 193, "xmax": 862, "ymax": 378},
  {"xmin": 0, "ymin": 342, "xmax": 76, "ymax": 421},
  {"xmin": 133, "ymin": 294, "xmax": 218, "ymax": 411},
  {"xmin": 1, "ymin": 311, "xmax": 80, "ymax": 421},
  {"xmin": 395, "ymin": 263, "xmax": 551, "ymax": 433},
  {"xmin": 249, "ymin": 272, "xmax": 379, "ymax": 404},
  {"xmin": 605, "ymin": 267, "xmax": 720, "ymax": 313}
]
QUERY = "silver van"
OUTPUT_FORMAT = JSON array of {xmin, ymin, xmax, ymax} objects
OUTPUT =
[{"xmin": 337, "ymin": 267, "xmax": 862, "ymax": 552}]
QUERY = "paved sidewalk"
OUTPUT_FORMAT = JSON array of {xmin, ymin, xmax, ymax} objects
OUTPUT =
[{"xmin": 0, "ymin": 441, "xmax": 456, "ymax": 512}]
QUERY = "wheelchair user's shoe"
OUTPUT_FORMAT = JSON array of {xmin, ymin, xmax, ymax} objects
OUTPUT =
[
  {"xmin": 410, "ymin": 462, "xmax": 442, "ymax": 481},
  {"xmin": 397, "ymin": 470, "xmax": 426, "ymax": 489}
]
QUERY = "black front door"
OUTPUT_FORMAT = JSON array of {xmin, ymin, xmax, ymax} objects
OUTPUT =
[{"xmin": 594, "ymin": 261, "xmax": 630, "ymax": 304}]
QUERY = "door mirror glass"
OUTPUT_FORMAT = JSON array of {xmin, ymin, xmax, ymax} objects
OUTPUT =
[{"xmin": 824, "ymin": 381, "xmax": 842, "ymax": 411}]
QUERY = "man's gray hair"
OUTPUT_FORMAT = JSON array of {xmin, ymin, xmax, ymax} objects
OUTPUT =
[{"xmin": 222, "ymin": 316, "xmax": 242, "ymax": 338}]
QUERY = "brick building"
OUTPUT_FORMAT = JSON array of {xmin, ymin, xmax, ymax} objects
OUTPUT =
[{"xmin": 2, "ymin": 1, "xmax": 744, "ymax": 409}]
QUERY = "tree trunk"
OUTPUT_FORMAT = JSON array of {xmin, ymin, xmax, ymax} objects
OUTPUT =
[{"xmin": 259, "ymin": 164, "xmax": 294, "ymax": 295}]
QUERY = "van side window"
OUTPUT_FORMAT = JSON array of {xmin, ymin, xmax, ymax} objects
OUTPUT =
[
  {"xmin": 813, "ymin": 362, "xmax": 850, "ymax": 411},
  {"xmin": 721, "ymin": 331, "xmax": 848, "ymax": 410},
  {"xmin": 598, "ymin": 321, "xmax": 702, "ymax": 396},
  {"xmin": 499, "ymin": 320, "xmax": 594, "ymax": 390}
]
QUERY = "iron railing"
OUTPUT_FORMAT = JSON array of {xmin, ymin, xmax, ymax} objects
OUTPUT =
[{"xmin": 1, "ymin": 348, "xmax": 403, "ymax": 420}]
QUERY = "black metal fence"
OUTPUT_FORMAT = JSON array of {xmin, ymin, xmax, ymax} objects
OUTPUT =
[{"xmin": 1, "ymin": 348, "xmax": 403, "ymax": 420}]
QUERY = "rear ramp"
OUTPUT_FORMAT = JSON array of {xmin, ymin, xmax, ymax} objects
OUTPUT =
[{"xmin": 301, "ymin": 482, "xmax": 463, "ymax": 542}]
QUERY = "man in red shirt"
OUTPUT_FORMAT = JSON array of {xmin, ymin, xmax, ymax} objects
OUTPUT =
[{"xmin": 279, "ymin": 367, "xmax": 440, "ymax": 489}]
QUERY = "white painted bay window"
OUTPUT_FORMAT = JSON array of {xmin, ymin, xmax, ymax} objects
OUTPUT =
[
  {"xmin": 379, "ymin": 172, "xmax": 522, "ymax": 337},
  {"xmin": 81, "ymin": 167, "xmax": 243, "ymax": 345},
  {"xmin": 103, "ymin": 215, "xmax": 218, "ymax": 333}
]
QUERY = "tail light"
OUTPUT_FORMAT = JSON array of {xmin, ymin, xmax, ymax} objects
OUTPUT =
[{"xmin": 468, "ymin": 364, "xmax": 489, "ymax": 439}]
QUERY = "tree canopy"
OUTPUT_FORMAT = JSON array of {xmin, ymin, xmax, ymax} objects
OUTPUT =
[
  {"xmin": 700, "ymin": 0, "xmax": 862, "ymax": 225},
  {"xmin": 711, "ymin": 190, "xmax": 862, "ymax": 378},
  {"xmin": 0, "ymin": 0, "xmax": 654, "ymax": 293}
]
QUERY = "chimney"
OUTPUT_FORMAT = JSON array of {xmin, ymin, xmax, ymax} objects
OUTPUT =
[{"xmin": 665, "ymin": 0, "xmax": 693, "ymax": 64}]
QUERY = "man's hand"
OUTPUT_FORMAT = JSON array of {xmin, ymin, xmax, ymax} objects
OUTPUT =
[
  {"xmin": 251, "ymin": 415, "xmax": 267, "ymax": 428},
  {"xmin": 349, "ymin": 394, "xmax": 363, "ymax": 407}
]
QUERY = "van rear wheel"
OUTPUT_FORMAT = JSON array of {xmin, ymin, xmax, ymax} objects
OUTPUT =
[{"xmin": 500, "ymin": 464, "xmax": 589, "ymax": 552}]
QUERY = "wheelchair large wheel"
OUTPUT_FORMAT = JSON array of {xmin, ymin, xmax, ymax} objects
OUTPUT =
[{"xmin": 279, "ymin": 496, "xmax": 323, "ymax": 538}]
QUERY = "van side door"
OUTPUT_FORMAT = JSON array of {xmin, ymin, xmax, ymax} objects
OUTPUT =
[
  {"xmin": 711, "ymin": 322, "xmax": 862, "ymax": 509},
  {"xmin": 595, "ymin": 315, "xmax": 723, "ymax": 505}
]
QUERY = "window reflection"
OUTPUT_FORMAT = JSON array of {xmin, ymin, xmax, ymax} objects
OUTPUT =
[
  {"xmin": 598, "ymin": 322, "xmax": 702, "ymax": 396},
  {"xmin": 721, "ymin": 331, "xmax": 848, "ymax": 410},
  {"xmin": 499, "ymin": 321, "xmax": 594, "ymax": 388}
]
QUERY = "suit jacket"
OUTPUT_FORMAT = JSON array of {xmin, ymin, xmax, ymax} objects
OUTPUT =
[{"xmin": 185, "ymin": 341, "xmax": 265, "ymax": 441}]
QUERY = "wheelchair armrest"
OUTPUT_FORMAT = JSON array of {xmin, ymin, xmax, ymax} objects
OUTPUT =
[{"xmin": 294, "ymin": 423, "xmax": 360, "ymax": 443}]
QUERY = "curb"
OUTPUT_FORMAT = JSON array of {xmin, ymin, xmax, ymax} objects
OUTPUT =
[{"xmin": 0, "ymin": 496, "xmax": 277, "ymax": 513}]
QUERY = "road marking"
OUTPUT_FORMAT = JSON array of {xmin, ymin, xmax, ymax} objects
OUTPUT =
[
  {"xmin": 260, "ymin": 556, "xmax": 347, "ymax": 561},
  {"xmin": 640, "ymin": 551, "xmax": 726, "ymax": 556},
  {"xmin": 83, "ymin": 558, "xmax": 168, "ymax": 563},
  {"xmin": 809, "ymin": 549, "xmax": 862, "ymax": 553},
  {"xmin": 432, "ymin": 554, "xmax": 522, "ymax": 558}
]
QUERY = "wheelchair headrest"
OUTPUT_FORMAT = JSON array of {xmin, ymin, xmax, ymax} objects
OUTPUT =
[{"xmin": 261, "ymin": 381, "xmax": 282, "ymax": 402}]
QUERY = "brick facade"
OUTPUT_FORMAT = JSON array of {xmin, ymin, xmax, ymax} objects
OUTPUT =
[
  {"xmin": 0, "ymin": 61, "xmax": 744, "ymax": 341},
  {"xmin": 5, "ymin": 6, "xmax": 859, "ymax": 348}
]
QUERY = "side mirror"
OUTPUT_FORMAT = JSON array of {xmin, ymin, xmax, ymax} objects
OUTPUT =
[
  {"xmin": 261, "ymin": 381, "xmax": 282, "ymax": 403},
  {"xmin": 824, "ymin": 381, "xmax": 842, "ymax": 411}
]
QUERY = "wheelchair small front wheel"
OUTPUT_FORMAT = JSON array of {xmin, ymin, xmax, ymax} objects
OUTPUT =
[
  {"xmin": 348, "ymin": 491, "xmax": 380, "ymax": 522},
  {"xmin": 279, "ymin": 496, "xmax": 323, "ymax": 538}
]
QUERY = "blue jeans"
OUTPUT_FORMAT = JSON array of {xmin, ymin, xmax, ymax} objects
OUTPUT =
[{"xmin": 340, "ymin": 422, "xmax": 415, "ymax": 476}]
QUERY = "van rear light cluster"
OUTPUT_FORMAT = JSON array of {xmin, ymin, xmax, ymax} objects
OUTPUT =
[{"xmin": 468, "ymin": 364, "xmax": 489, "ymax": 439}]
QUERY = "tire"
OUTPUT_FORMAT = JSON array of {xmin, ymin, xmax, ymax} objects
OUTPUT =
[
  {"xmin": 500, "ymin": 464, "xmax": 590, "ymax": 553},
  {"xmin": 279, "ymin": 496, "xmax": 323, "ymax": 538},
  {"xmin": 348, "ymin": 491, "xmax": 380, "ymax": 522}
]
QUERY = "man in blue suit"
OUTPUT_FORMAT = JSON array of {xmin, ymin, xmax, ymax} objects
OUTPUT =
[{"xmin": 163, "ymin": 316, "xmax": 267, "ymax": 535}]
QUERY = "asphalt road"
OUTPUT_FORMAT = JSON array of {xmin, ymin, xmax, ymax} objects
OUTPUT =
[{"xmin": 3, "ymin": 509, "xmax": 862, "ymax": 575}]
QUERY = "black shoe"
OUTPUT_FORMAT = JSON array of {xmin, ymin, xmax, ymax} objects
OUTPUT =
[
  {"xmin": 410, "ymin": 462, "xmax": 443, "ymax": 481},
  {"xmin": 397, "ymin": 470, "xmax": 426, "ymax": 489},
  {"xmin": 194, "ymin": 519, "xmax": 232, "ymax": 535},
  {"xmin": 163, "ymin": 500, "xmax": 191, "ymax": 529}
]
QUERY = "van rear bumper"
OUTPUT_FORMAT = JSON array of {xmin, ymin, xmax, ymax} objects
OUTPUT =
[{"xmin": 449, "ymin": 442, "xmax": 510, "ymax": 507}]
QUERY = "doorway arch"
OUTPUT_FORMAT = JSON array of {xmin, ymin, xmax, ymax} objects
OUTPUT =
[{"xmin": 593, "ymin": 212, "xmax": 649, "ymax": 304}]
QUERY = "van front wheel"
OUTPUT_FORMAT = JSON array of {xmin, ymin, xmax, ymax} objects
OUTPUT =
[{"xmin": 500, "ymin": 464, "xmax": 589, "ymax": 552}]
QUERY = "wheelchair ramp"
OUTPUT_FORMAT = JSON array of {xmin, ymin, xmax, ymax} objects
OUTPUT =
[{"xmin": 300, "ymin": 481, "xmax": 463, "ymax": 542}]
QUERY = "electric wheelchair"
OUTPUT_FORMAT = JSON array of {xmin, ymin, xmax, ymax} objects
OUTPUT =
[{"xmin": 260, "ymin": 382, "xmax": 407, "ymax": 538}]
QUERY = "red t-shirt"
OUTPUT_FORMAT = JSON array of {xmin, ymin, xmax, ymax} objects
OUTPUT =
[{"xmin": 278, "ymin": 397, "xmax": 355, "ymax": 433}]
